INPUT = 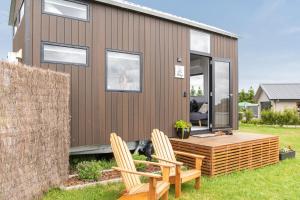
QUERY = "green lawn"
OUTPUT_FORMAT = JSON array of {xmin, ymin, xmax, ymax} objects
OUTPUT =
[{"xmin": 43, "ymin": 124, "xmax": 300, "ymax": 200}]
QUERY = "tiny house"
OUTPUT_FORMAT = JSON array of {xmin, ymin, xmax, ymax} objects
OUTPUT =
[{"xmin": 9, "ymin": 0, "xmax": 238, "ymax": 153}]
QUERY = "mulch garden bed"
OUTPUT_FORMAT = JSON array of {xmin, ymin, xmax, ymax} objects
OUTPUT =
[{"xmin": 63, "ymin": 165, "xmax": 161, "ymax": 188}]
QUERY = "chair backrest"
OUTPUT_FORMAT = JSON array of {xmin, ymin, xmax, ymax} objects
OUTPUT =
[
  {"xmin": 151, "ymin": 129, "xmax": 177, "ymax": 173},
  {"xmin": 110, "ymin": 133, "xmax": 141, "ymax": 191}
]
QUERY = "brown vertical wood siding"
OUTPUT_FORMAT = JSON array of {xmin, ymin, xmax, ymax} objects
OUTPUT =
[{"xmin": 21, "ymin": 0, "xmax": 238, "ymax": 147}]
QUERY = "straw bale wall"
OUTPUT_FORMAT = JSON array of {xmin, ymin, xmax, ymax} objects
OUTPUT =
[{"xmin": 0, "ymin": 62, "xmax": 70, "ymax": 200}]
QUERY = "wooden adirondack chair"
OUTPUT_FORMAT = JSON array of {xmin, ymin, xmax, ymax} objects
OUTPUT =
[
  {"xmin": 110, "ymin": 133, "xmax": 171, "ymax": 200},
  {"xmin": 151, "ymin": 129, "xmax": 205, "ymax": 198}
]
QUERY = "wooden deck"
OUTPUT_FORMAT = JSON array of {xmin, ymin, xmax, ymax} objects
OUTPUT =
[{"xmin": 170, "ymin": 133, "xmax": 279, "ymax": 176}]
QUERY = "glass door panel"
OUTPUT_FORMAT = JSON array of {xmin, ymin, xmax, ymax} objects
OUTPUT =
[{"xmin": 213, "ymin": 61, "xmax": 231, "ymax": 129}]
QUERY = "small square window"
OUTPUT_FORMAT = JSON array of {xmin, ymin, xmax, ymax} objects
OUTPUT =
[
  {"xmin": 43, "ymin": 0, "xmax": 88, "ymax": 21},
  {"xmin": 190, "ymin": 30, "xmax": 210, "ymax": 54},
  {"xmin": 106, "ymin": 50, "xmax": 142, "ymax": 92},
  {"xmin": 42, "ymin": 43, "xmax": 88, "ymax": 65}
]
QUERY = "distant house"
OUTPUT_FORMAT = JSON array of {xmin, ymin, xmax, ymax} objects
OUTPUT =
[{"xmin": 254, "ymin": 83, "xmax": 300, "ymax": 116}]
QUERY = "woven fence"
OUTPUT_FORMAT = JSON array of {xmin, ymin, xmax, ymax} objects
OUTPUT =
[{"xmin": 0, "ymin": 62, "xmax": 70, "ymax": 200}]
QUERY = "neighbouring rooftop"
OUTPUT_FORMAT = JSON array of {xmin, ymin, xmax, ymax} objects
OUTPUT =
[{"xmin": 256, "ymin": 83, "xmax": 300, "ymax": 100}]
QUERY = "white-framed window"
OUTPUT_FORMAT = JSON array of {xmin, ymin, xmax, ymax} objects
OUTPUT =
[
  {"xmin": 190, "ymin": 30, "xmax": 210, "ymax": 54},
  {"xmin": 19, "ymin": 1, "xmax": 25, "ymax": 22},
  {"xmin": 106, "ymin": 50, "xmax": 142, "ymax": 92},
  {"xmin": 42, "ymin": 43, "xmax": 88, "ymax": 65},
  {"xmin": 43, "ymin": 0, "xmax": 89, "ymax": 21}
]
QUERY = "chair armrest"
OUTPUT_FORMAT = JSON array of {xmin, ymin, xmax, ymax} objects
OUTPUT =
[
  {"xmin": 152, "ymin": 155, "xmax": 183, "ymax": 166},
  {"xmin": 174, "ymin": 150, "xmax": 205, "ymax": 159},
  {"xmin": 112, "ymin": 167, "xmax": 161, "ymax": 179},
  {"xmin": 133, "ymin": 160, "xmax": 173, "ymax": 168}
]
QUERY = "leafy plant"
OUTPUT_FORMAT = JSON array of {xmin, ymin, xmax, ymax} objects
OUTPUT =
[
  {"xmin": 174, "ymin": 120, "xmax": 192, "ymax": 139},
  {"xmin": 132, "ymin": 154, "xmax": 147, "ymax": 171},
  {"xmin": 174, "ymin": 120, "xmax": 192, "ymax": 129},
  {"xmin": 76, "ymin": 161, "xmax": 102, "ymax": 181},
  {"xmin": 280, "ymin": 146, "xmax": 293, "ymax": 153}
]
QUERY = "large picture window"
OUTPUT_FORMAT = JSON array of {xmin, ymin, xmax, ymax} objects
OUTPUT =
[
  {"xmin": 190, "ymin": 30, "xmax": 210, "ymax": 54},
  {"xmin": 106, "ymin": 50, "xmax": 142, "ymax": 92},
  {"xmin": 42, "ymin": 43, "xmax": 88, "ymax": 65},
  {"xmin": 43, "ymin": 0, "xmax": 89, "ymax": 21}
]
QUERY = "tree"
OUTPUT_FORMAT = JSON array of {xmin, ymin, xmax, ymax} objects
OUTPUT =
[
  {"xmin": 197, "ymin": 86, "xmax": 203, "ymax": 96},
  {"xmin": 191, "ymin": 86, "xmax": 196, "ymax": 96},
  {"xmin": 239, "ymin": 89, "xmax": 247, "ymax": 102},
  {"xmin": 248, "ymin": 87, "xmax": 255, "ymax": 103},
  {"xmin": 239, "ymin": 87, "xmax": 256, "ymax": 103}
]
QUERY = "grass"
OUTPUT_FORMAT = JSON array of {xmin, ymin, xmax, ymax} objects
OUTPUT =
[{"xmin": 43, "ymin": 124, "xmax": 300, "ymax": 200}]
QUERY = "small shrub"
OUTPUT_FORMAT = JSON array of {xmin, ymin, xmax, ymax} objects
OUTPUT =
[
  {"xmin": 248, "ymin": 118, "xmax": 261, "ymax": 125},
  {"xmin": 132, "ymin": 154, "xmax": 147, "ymax": 171},
  {"xmin": 282, "ymin": 109, "xmax": 300, "ymax": 125},
  {"xmin": 261, "ymin": 110, "xmax": 276, "ymax": 125},
  {"xmin": 70, "ymin": 155, "xmax": 97, "ymax": 171},
  {"xmin": 244, "ymin": 109, "xmax": 254, "ymax": 123},
  {"xmin": 261, "ymin": 109, "xmax": 300, "ymax": 125},
  {"xmin": 238, "ymin": 112, "xmax": 244, "ymax": 121},
  {"xmin": 76, "ymin": 161, "xmax": 102, "ymax": 181},
  {"xmin": 98, "ymin": 159, "xmax": 116, "ymax": 170}
]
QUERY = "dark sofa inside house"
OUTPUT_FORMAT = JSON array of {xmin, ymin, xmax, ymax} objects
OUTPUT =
[{"xmin": 190, "ymin": 99, "xmax": 208, "ymax": 126}]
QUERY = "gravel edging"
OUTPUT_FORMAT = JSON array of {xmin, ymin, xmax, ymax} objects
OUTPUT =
[
  {"xmin": 61, "ymin": 169, "xmax": 122, "ymax": 190},
  {"xmin": 60, "ymin": 177, "xmax": 122, "ymax": 190},
  {"xmin": 62, "ymin": 169, "xmax": 161, "ymax": 191}
]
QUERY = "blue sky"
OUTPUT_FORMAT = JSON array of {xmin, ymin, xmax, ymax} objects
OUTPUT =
[{"xmin": 1, "ymin": 0, "xmax": 300, "ymax": 90}]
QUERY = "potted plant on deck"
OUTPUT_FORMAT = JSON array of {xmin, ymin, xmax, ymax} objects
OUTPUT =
[
  {"xmin": 279, "ymin": 146, "xmax": 296, "ymax": 160},
  {"xmin": 174, "ymin": 120, "xmax": 192, "ymax": 139}
]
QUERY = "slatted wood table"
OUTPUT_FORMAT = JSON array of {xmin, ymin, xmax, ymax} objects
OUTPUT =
[{"xmin": 170, "ymin": 133, "xmax": 279, "ymax": 176}]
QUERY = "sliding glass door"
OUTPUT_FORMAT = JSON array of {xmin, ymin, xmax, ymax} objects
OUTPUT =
[{"xmin": 212, "ymin": 60, "xmax": 231, "ymax": 129}]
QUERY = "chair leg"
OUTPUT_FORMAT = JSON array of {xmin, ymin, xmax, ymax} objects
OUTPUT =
[
  {"xmin": 175, "ymin": 166, "xmax": 182, "ymax": 198},
  {"xmin": 175, "ymin": 178, "xmax": 181, "ymax": 198},
  {"xmin": 149, "ymin": 178, "xmax": 157, "ymax": 200},
  {"xmin": 194, "ymin": 177, "xmax": 201, "ymax": 189},
  {"xmin": 162, "ymin": 191, "xmax": 169, "ymax": 200}
]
